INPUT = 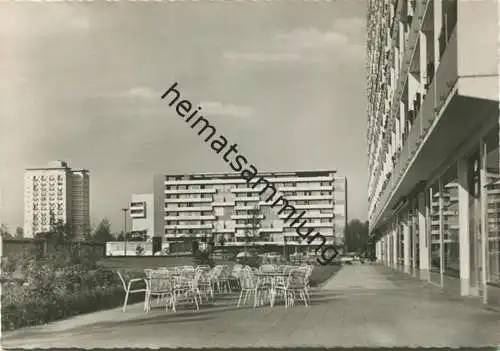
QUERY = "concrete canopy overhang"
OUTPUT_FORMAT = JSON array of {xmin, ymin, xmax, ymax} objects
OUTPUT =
[{"xmin": 372, "ymin": 88, "xmax": 498, "ymax": 237}]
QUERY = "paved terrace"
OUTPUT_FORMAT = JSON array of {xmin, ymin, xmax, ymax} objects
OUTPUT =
[{"xmin": 3, "ymin": 264, "xmax": 500, "ymax": 349}]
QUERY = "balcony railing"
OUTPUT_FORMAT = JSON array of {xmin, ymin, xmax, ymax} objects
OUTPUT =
[
  {"xmin": 434, "ymin": 26, "xmax": 458, "ymax": 115},
  {"xmin": 372, "ymin": 78, "xmax": 436, "ymax": 226},
  {"xmin": 389, "ymin": 0, "xmax": 429, "ymax": 130}
]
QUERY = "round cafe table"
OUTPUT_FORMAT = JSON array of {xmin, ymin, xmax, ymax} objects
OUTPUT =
[{"xmin": 253, "ymin": 272, "xmax": 290, "ymax": 306}]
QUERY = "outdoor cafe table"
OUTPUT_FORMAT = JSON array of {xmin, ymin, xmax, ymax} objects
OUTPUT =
[{"xmin": 253, "ymin": 272, "xmax": 289, "ymax": 307}]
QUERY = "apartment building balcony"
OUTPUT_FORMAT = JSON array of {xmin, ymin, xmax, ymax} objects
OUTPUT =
[
  {"xmin": 165, "ymin": 224, "xmax": 213, "ymax": 230},
  {"xmin": 234, "ymin": 205, "xmax": 258, "ymax": 210},
  {"xmin": 212, "ymin": 227, "xmax": 235, "ymax": 233},
  {"xmin": 165, "ymin": 197, "xmax": 213, "ymax": 203},
  {"xmin": 130, "ymin": 212, "xmax": 146, "ymax": 219},
  {"xmin": 164, "ymin": 178, "xmax": 245, "ymax": 186},
  {"xmin": 290, "ymin": 222, "xmax": 333, "ymax": 229},
  {"xmin": 235, "ymin": 196, "xmax": 260, "ymax": 202},
  {"xmin": 278, "ymin": 212, "xmax": 333, "ymax": 219},
  {"xmin": 212, "ymin": 201, "xmax": 235, "ymax": 207},
  {"xmin": 263, "ymin": 176, "xmax": 333, "ymax": 183},
  {"xmin": 389, "ymin": 0, "xmax": 430, "ymax": 127},
  {"xmin": 164, "ymin": 206, "xmax": 212, "ymax": 212},
  {"xmin": 294, "ymin": 203, "xmax": 333, "ymax": 210},
  {"xmin": 231, "ymin": 188, "xmax": 261, "ymax": 193},
  {"xmin": 370, "ymin": 1, "xmax": 499, "ymax": 232},
  {"xmin": 231, "ymin": 214, "xmax": 265, "ymax": 220},
  {"xmin": 164, "ymin": 188, "xmax": 216, "ymax": 194},
  {"xmin": 285, "ymin": 195, "xmax": 333, "ymax": 201},
  {"xmin": 235, "ymin": 224, "xmax": 259, "ymax": 229},
  {"xmin": 164, "ymin": 215, "xmax": 216, "ymax": 221},
  {"xmin": 258, "ymin": 227, "xmax": 283, "ymax": 233},
  {"xmin": 279, "ymin": 186, "xmax": 332, "ymax": 192}
]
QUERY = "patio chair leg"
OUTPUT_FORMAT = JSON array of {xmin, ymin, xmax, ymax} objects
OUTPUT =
[
  {"xmin": 193, "ymin": 294, "xmax": 199, "ymax": 310},
  {"xmin": 300, "ymin": 290, "xmax": 308, "ymax": 307},
  {"xmin": 144, "ymin": 292, "xmax": 150, "ymax": 312},
  {"xmin": 172, "ymin": 294, "xmax": 177, "ymax": 312},
  {"xmin": 122, "ymin": 290, "xmax": 130, "ymax": 312},
  {"xmin": 237, "ymin": 290, "xmax": 244, "ymax": 307},
  {"xmin": 304, "ymin": 288, "xmax": 311, "ymax": 305}
]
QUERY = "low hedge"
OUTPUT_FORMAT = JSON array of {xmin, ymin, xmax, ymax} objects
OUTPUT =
[
  {"xmin": 2, "ymin": 284, "xmax": 145, "ymax": 331},
  {"xmin": 1, "ymin": 251, "xmax": 146, "ymax": 332}
]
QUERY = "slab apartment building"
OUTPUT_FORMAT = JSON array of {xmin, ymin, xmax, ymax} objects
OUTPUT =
[
  {"xmin": 24, "ymin": 161, "xmax": 90, "ymax": 239},
  {"xmin": 131, "ymin": 170, "xmax": 347, "ymax": 250},
  {"xmin": 366, "ymin": 0, "xmax": 499, "ymax": 307}
]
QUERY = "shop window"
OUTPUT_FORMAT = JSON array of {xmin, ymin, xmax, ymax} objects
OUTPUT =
[
  {"xmin": 484, "ymin": 126, "xmax": 500, "ymax": 284},
  {"xmin": 398, "ymin": 220, "xmax": 405, "ymax": 266},
  {"xmin": 429, "ymin": 182, "xmax": 441, "ymax": 273},
  {"xmin": 441, "ymin": 164, "xmax": 460, "ymax": 278},
  {"xmin": 412, "ymin": 198, "xmax": 420, "ymax": 269}
]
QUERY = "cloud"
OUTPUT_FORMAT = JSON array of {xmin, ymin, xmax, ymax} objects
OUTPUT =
[
  {"xmin": 224, "ymin": 17, "xmax": 365, "ymax": 64},
  {"xmin": 200, "ymin": 101, "xmax": 252, "ymax": 119},
  {"xmin": 276, "ymin": 28, "xmax": 349, "ymax": 50},
  {"xmin": 0, "ymin": 5, "xmax": 90, "ymax": 37},
  {"xmin": 124, "ymin": 86, "xmax": 159, "ymax": 100},
  {"xmin": 333, "ymin": 17, "xmax": 365, "ymax": 36},
  {"xmin": 223, "ymin": 52, "xmax": 302, "ymax": 63}
]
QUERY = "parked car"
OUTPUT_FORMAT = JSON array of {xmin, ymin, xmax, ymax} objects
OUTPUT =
[
  {"xmin": 340, "ymin": 255, "xmax": 354, "ymax": 265},
  {"xmin": 235, "ymin": 251, "xmax": 261, "ymax": 267}
]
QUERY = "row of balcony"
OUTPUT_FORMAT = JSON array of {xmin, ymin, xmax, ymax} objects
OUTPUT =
[
  {"xmin": 164, "ymin": 222, "xmax": 335, "ymax": 230},
  {"xmin": 165, "ymin": 230, "xmax": 335, "ymax": 239},
  {"xmin": 164, "ymin": 239, "xmax": 335, "ymax": 246},
  {"xmin": 164, "ymin": 194, "xmax": 335, "ymax": 203},
  {"xmin": 371, "ymin": 22, "xmax": 459, "ymax": 227},
  {"xmin": 164, "ymin": 186, "xmax": 335, "ymax": 195},
  {"xmin": 368, "ymin": 0, "xmax": 429, "ymax": 201},
  {"xmin": 163, "ymin": 212, "xmax": 335, "ymax": 221},
  {"xmin": 164, "ymin": 203, "xmax": 336, "ymax": 212},
  {"xmin": 164, "ymin": 176, "xmax": 335, "ymax": 186}
]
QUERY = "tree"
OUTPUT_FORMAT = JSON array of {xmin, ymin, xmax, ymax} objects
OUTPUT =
[
  {"xmin": 244, "ymin": 206, "xmax": 262, "ymax": 253},
  {"xmin": 1, "ymin": 224, "xmax": 12, "ymax": 239},
  {"xmin": 344, "ymin": 219, "xmax": 369, "ymax": 253},
  {"xmin": 15, "ymin": 226, "xmax": 23, "ymax": 238},
  {"xmin": 116, "ymin": 231, "xmax": 125, "ymax": 241},
  {"xmin": 36, "ymin": 219, "xmax": 74, "ymax": 244},
  {"xmin": 92, "ymin": 218, "xmax": 114, "ymax": 243},
  {"xmin": 135, "ymin": 243, "xmax": 145, "ymax": 256}
]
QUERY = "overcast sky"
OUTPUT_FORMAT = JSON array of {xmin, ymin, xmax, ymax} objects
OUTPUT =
[{"xmin": 0, "ymin": 1, "xmax": 368, "ymax": 233}]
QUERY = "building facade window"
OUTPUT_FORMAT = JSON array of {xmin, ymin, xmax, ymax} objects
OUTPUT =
[
  {"xmin": 484, "ymin": 126, "xmax": 500, "ymax": 284},
  {"xmin": 411, "ymin": 198, "xmax": 420, "ymax": 269},
  {"xmin": 441, "ymin": 164, "xmax": 459, "ymax": 277},
  {"xmin": 429, "ymin": 181, "xmax": 441, "ymax": 275}
]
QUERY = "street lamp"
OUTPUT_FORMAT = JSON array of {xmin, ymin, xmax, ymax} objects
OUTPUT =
[{"xmin": 122, "ymin": 208, "xmax": 128, "ymax": 256}]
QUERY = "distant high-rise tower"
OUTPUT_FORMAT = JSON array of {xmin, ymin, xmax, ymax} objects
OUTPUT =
[{"xmin": 23, "ymin": 161, "xmax": 90, "ymax": 239}]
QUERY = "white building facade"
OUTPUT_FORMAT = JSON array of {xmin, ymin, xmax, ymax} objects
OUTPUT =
[
  {"xmin": 129, "ymin": 193, "xmax": 155, "ymax": 239},
  {"xmin": 23, "ymin": 161, "xmax": 90, "ymax": 239},
  {"xmin": 367, "ymin": 0, "xmax": 499, "ymax": 307},
  {"xmin": 151, "ymin": 170, "xmax": 347, "ymax": 250}
]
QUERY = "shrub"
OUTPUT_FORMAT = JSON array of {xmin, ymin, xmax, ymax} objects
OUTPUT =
[
  {"xmin": 193, "ymin": 249, "xmax": 214, "ymax": 267},
  {"xmin": 1, "ymin": 285, "xmax": 141, "ymax": 331},
  {"xmin": 1, "ymin": 248, "xmax": 133, "ymax": 332}
]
